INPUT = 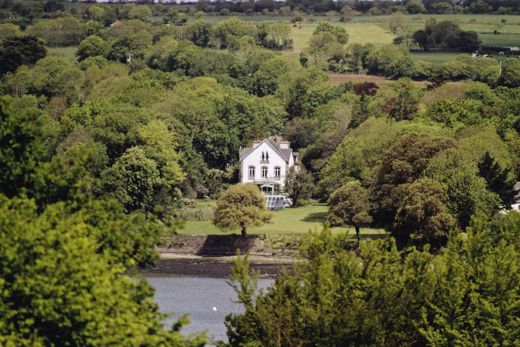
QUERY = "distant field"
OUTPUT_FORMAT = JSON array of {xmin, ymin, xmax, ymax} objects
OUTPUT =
[
  {"xmin": 204, "ymin": 14, "xmax": 520, "ymax": 50},
  {"xmin": 410, "ymin": 51, "xmax": 464, "ymax": 64},
  {"xmin": 180, "ymin": 203, "xmax": 386, "ymax": 237},
  {"xmin": 480, "ymin": 33, "xmax": 520, "ymax": 47},
  {"xmin": 48, "ymin": 46, "xmax": 77, "ymax": 60},
  {"xmin": 291, "ymin": 22, "xmax": 395, "ymax": 51}
]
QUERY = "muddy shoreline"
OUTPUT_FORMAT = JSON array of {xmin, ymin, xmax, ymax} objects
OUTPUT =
[{"xmin": 139, "ymin": 255, "xmax": 294, "ymax": 278}]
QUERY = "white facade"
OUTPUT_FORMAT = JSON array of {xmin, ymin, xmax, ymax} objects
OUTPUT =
[{"xmin": 239, "ymin": 138, "xmax": 298, "ymax": 191}]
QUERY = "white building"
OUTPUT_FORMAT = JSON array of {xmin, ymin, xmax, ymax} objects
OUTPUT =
[
  {"xmin": 239, "ymin": 137, "xmax": 299, "ymax": 194},
  {"xmin": 512, "ymin": 182, "xmax": 520, "ymax": 212}
]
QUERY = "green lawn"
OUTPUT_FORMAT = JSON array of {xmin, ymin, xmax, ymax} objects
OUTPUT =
[
  {"xmin": 179, "ymin": 203, "xmax": 386, "ymax": 238},
  {"xmin": 48, "ymin": 46, "xmax": 78, "ymax": 60}
]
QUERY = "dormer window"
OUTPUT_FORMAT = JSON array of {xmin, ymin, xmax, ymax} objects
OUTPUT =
[{"xmin": 260, "ymin": 151, "xmax": 269, "ymax": 163}]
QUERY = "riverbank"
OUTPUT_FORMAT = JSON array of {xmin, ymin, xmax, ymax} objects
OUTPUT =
[
  {"xmin": 139, "ymin": 234, "xmax": 300, "ymax": 278},
  {"xmin": 140, "ymin": 255, "xmax": 294, "ymax": 278}
]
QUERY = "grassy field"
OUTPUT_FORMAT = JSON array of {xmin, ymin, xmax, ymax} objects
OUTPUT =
[
  {"xmin": 291, "ymin": 22, "xmax": 395, "ymax": 50},
  {"xmin": 48, "ymin": 46, "xmax": 77, "ymax": 60},
  {"xmin": 180, "ymin": 203, "xmax": 386, "ymax": 238},
  {"xmin": 410, "ymin": 51, "xmax": 463, "ymax": 64}
]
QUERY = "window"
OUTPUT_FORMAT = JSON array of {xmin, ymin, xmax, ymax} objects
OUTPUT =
[
  {"xmin": 261, "ymin": 166, "xmax": 268, "ymax": 178},
  {"xmin": 274, "ymin": 166, "xmax": 281, "ymax": 180},
  {"xmin": 248, "ymin": 166, "xmax": 255, "ymax": 179},
  {"xmin": 261, "ymin": 151, "xmax": 269, "ymax": 163}
]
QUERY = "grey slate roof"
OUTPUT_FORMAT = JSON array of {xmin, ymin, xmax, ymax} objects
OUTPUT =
[{"xmin": 240, "ymin": 138, "xmax": 293, "ymax": 163}]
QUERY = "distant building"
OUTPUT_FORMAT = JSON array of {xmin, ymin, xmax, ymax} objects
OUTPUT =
[
  {"xmin": 239, "ymin": 137, "xmax": 299, "ymax": 195},
  {"xmin": 512, "ymin": 182, "xmax": 520, "ymax": 212}
]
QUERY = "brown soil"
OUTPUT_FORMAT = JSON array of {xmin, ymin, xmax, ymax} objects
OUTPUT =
[{"xmin": 139, "ymin": 256, "xmax": 293, "ymax": 278}]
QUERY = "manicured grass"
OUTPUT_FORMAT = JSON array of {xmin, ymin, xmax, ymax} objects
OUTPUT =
[
  {"xmin": 179, "ymin": 203, "xmax": 386, "ymax": 238},
  {"xmin": 410, "ymin": 51, "xmax": 464, "ymax": 64},
  {"xmin": 48, "ymin": 46, "xmax": 78, "ymax": 60}
]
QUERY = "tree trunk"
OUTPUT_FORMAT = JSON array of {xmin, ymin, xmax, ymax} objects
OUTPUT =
[
  {"xmin": 241, "ymin": 224, "xmax": 247, "ymax": 236},
  {"xmin": 355, "ymin": 225, "xmax": 360, "ymax": 242}
]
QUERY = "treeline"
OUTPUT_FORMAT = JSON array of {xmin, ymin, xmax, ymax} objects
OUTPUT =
[
  {"xmin": 2, "ymin": 0, "xmax": 520, "ymax": 28},
  {"xmin": 227, "ymin": 215, "xmax": 520, "ymax": 346}
]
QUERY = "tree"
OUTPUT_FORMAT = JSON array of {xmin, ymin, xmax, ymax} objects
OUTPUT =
[
  {"xmin": 406, "ymin": 0, "xmax": 426, "ymax": 13},
  {"xmin": 226, "ymin": 216, "xmax": 520, "ymax": 346},
  {"xmin": 284, "ymin": 167, "xmax": 314, "ymax": 207},
  {"xmin": 128, "ymin": 5, "xmax": 152, "ymax": 22},
  {"xmin": 372, "ymin": 133, "xmax": 454, "ymax": 228},
  {"xmin": 0, "ymin": 23, "xmax": 22, "ymax": 41},
  {"xmin": 77, "ymin": 35, "xmax": 107, "ymax": 61},
  {"xmin": 413, "ymin": 29, "xmax": 432, "ymax": 51},
  {"xmin": 500, "ymin": 58, "xmax": 520, "ymax": 88},
  {"xmin": 459, "ymin": 30, "xmax": 480, "ymax": 52},
  {"xmin": 213, "ymin": 184, "xmax": 271, "ymax": 236},
  {"xmin": 327, "ymin": 181, "xmax": 372, "ymax": 241},
  {"xmin": 387, "ymin": 78, "xmax": 420, "ymax": 121},
  {"xmin": 388, "ymin": 12, "xmax": 407, "ymax": 35},
  {"xmin": 0, "ymin": 197, "xmax": 204, "ymax": 346},
  {"xmin": 0, "ymin": 35, "xmax": 46, "ymax": 75},
  {"xmin": 478, "ymin": 151, "xmax": 517, "ymax": 209},
  {"xmin": 313, "ymin": 22, "xmax": 349, "ymax": 44},
  {"xmin": 102, "ymin": 147, "xmax": 161, "ymax": 214},
  {"xmin": 184, "ymin": 20, "xmax": 214, "ymax": 48},
  {"xmin": 394, "ymin": 178, "xmax": 456, "ymax": 248}
]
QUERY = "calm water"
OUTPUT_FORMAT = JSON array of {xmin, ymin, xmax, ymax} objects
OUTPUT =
[{"xmin": 146, "ymin": 276, "xmax": 273, "ymax": 343}]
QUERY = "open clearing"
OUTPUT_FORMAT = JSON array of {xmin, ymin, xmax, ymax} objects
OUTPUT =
[
  {"xmin": 180, "ymin": 203, "xmax": 386, "ymax": 237},
  {"xmin": 48, "ymin": 46, "xmax": 77, "ymax": 60},
  {"xmin": 291, "ymin": 22, "xmax": 395, "ymax": 50}
]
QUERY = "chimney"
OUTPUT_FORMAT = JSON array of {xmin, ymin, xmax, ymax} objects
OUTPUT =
[
  {"xmin": 252, "ymin": 140, "xmax": 262, "ymax": 148},
  {"xmin": 279, "ymin": 140, "xmax": 290, "ymax": 149}
]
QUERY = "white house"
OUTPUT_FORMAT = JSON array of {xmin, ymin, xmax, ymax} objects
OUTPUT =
[
  {"xmin": 512, "ymin": 182, "xmax": 520, "ymax": 212},
  {"xmin": 239, "ymin": 137, "xmax": 299, "ymax": 194}
]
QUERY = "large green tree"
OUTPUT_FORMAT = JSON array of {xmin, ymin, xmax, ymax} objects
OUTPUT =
[
  {"xmin": 0, "ymin": 35, "xmax": 46, "ymax": 75},
  {"xmin": 327, "ymin": 181, "xmax": 372, "ymax": 241},
  {"xmin": 394, "ymin": 178, "xmax": 457, "ymax": 248},
  {"xmin": 213, "ymin": 184, "xmax": 271, "ymax": 236}
]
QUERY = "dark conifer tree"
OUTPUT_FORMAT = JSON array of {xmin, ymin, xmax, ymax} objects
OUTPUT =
[{"xmin": 478, "ymin": 151, "xmax": 517, "ymax": 209}]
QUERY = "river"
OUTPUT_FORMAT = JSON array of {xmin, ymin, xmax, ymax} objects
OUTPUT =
[{"xmin": 146, "ymin": 275, "xmax": 273, "ymax": 344}]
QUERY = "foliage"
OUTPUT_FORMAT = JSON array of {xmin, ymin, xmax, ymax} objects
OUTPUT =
[
  {"xmin": 394, "ymin": 178, "xmax": 457, "ymax": 248},
  {"xmin": 372, "ymin": 133, "xmax": 454, "ymax": 228},
  {"xmin": 0, "ymin": 36, "xmax": 46, "ymax": 75},
  {"xmin": 327, "ymin": 181, "xmax": 372, "ymax": 241},
  {"xmin": 284, "ymin": 167, "xmax": 314, "ymax": 207},
  {"xmin": 478, "ymin": 151, "xmax": 517, "ymax": 209},
  {"xmin": 0, "ymin": 196, "xmax": 205, "ymax": 346},
  {"xmin": 226, "ymin": 218, "xmax": 520, "ymax": 346},
  {"xmin": 213, "ymin": 184, "xmax": 272, "ymax": 235}
]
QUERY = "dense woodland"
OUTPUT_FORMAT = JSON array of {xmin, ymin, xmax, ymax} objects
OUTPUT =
[{"xmin": 0, "ymin": 1, "xmax": 519, "ymax": 346}]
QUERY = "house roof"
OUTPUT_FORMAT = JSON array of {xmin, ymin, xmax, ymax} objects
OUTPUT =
[{"xmin": 240, "ymin": 138, "xmax": 293, "ymax": 163}]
